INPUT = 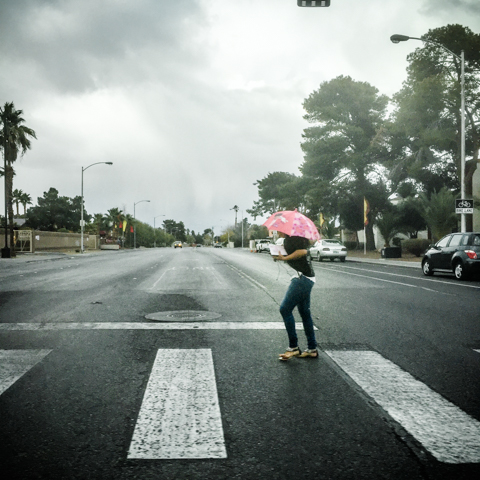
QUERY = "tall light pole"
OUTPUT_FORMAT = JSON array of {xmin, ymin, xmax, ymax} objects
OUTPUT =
[
  {"xmin": 133, "ymin": 199, "xmax": 150, "ymax": 249},
  {"xmin": 81, "ymin": 162, "xmax": 113, "ymax": 253},
  {"xmin": 390, "ymin": 34, "xmax": 466, "ymax": 232},
  {"xmin": 154, "ymin": 214, "xmax": 165, "ymax": 248}
]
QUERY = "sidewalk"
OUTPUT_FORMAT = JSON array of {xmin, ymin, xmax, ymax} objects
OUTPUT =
[
  {"xmin": 346, "ymin": 250, "xmax": 421, "ymax": 269},
  {"xmin": 0, "ymin": 250, "xmax": 107, "ymax": 264}
]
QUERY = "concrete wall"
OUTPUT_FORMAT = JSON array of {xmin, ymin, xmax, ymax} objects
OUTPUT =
[{"xmin": 0, "ymin": 229, "xmax": 99, "ymax": 252}]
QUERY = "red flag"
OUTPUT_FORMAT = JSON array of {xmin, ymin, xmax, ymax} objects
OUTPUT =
[
  {"xmin": 130, "ymin": 226, "xmax": 134, "ymax": 233},
  {"xmin": 119, "ymin": 222, "xmax": 123, "ymax": 229}
]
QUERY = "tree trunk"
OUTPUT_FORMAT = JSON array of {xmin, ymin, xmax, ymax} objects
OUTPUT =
[
  {"xmin": 5, "ymin": 164, "xmax": 15, "ymax": 256},
  {"xmin": 465, "ymin": 159, "xmax": 477, "ymax": 232},
  {"xmin": 366, "ymin": 223, "xmax": 376, "ymax": 251}
]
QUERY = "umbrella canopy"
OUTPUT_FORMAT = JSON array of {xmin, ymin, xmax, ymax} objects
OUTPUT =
[{"xmin": 263, "ymin": 209, "xmax": 320, "ymax": 241}]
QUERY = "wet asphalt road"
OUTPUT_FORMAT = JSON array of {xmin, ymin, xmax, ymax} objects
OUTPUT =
[{"xmin": 1, "ymin": 247, "xmax": 480, "ymax": 479}]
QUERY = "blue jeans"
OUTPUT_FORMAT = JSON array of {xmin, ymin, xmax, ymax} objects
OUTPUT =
[{"xmin": 279, "ymin": 275, "xmax": 317, "ymax": 350}]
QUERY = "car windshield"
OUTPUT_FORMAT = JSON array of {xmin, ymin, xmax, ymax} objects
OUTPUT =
[{"xmin": 324, "ymin": 240, "xmax": 341, "ymax": 245}]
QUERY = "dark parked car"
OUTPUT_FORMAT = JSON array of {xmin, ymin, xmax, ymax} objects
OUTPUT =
[{"xmin": 422, "ymin": 232, "xmax": 480, "ymax": 280}]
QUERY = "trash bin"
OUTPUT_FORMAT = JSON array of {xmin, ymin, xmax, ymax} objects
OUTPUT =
[{"xmin": 381, "ymin": 247, "xmax": 401, "ymax": 258}]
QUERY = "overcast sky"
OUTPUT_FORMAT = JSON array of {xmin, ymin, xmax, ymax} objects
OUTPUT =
[{"xmin": 1, "ymin": 0, "xmax": 480, "ymax": 234}]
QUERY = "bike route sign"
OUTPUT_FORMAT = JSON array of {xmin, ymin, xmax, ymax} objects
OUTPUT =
[{"xmin": 455, "ymin": 199, "xmax": 474, "ymax": 214}]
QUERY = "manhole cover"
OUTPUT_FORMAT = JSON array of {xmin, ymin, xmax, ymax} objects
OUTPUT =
[{"xmin": 145, "ymin": 310, "xmax": 221, "ymax": 322}]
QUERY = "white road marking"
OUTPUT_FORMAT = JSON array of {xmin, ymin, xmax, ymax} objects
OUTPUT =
[
  {"xmin": 317, "ymin": 266, "xmax": 443, "ymax": 293},
  {"xmin": 225, "ymin": 263, "xmax": 268, "ymax": 290},
  {"xmin": 325, "ymin": 350, "xmax": 480, "ymax": 464},
  {"xmin": 474, "ymin": 349, "xmax": 480, "ymax": 354},
  {"xmin": 334, "ymin": 264, "xmax": 480, "ymax": 290},
  {"xmin": 0, "ymin": 349, "xmax": 52, "ymax": 396},
  {"xmin": 0, "ymin": 322, "xmax": 314, "ymax": 330},
  {"xmin": 128, "ymin": 349, "xmax": 227, "ymax": 459}
]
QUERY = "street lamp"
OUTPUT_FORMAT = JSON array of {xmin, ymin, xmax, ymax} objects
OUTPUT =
[
  {"xmin": 81, "ymin": 162, "xmax": 113, "ymax": 253},
  {"xmin": 133, "ymin": 199, "xmax": 150, "ymax": 249},
  {"xmin": 390, "ymin": 34, "xmax": 466, "ymax": 232},
  {"xmin": 154, "ymin": 214, "xmax": 165, "ymax": 248}
]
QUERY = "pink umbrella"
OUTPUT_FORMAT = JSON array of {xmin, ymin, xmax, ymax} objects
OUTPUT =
[{"xmin": 263, "ymin": 209, "xmax": 320, "ymax": 241}]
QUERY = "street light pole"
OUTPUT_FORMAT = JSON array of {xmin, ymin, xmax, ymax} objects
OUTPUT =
[
  {"xmin": 81, "ymin": 162, "xmax": 113, "ymax": 253},
  {"xmin": 390, "ymin": 34, "xmax": 466, "ymax": 232},
  {"xmin": 133, "ymin": 200, "xmax": 150, "ymax": 249}
]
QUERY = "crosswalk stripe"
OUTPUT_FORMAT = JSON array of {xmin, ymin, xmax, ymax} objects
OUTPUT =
[
  {"xmin": 128, "ymin": 349, "xmax": 227, "ymax": 459},
  {"xmin": 325, "ymin": 350, "xmax": 480, "ymax": 464},
  {"xmin": 0, "ymin": 349, "xmax": 52, "ymax": 396},
  {"xmin": 0, "ymin": 322, "xmax": 314, "ymax": 331}
]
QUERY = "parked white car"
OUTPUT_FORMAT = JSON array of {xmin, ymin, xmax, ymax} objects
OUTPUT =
[
  {"xmin": 255, "ymin": 239, "xmax": 272, "ymax": 253},
  {"xmin": 310, "ymin": 239, "xmax": 347, "ymax": 262}
]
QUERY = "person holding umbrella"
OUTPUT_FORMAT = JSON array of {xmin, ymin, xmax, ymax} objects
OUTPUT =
[{"xmin": 263, "ymin": 210, "xmax": 319, "ymax": 360}]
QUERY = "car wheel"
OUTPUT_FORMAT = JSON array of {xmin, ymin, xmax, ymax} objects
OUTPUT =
[
  {"xmin": 453, "ymin": 261, "xmax": 469, "ymax": 280},
  {"xmin": 317, "ymin": 253, "xmax": 322, "ymax": 262},
  {"xmin": 340, "ymin": 257, "xmax": 346, "ymax": 262},
  {"xmin": 422, "ymin": 259, "xmax": 434, "ymax": 276}
]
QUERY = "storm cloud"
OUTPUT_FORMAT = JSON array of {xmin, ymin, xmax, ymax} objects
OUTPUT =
[{"xmin": 1, "ymin": 0, "xmax": 479, "ymax": 233}]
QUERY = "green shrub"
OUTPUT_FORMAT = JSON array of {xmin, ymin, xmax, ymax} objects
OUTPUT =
[{"xmin": 401, "ymin": 238, "xmax": 431, "ymax": 257}]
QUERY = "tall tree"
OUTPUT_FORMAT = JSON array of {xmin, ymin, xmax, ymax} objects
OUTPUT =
[
  {"xmin": 19, "ymin": 192, "xmax": 32, "ymax": 215},
  {"xmin": 300, "ymin": 75, "xmax": 389, "ymax": 249},
  {"xmin": 12, "ymin": 188, "xmax": 23, "ymax": 216},
  {"xmin": 26, "ymin": 188, "xmax": 89, "ymax": 232},
  {"xmin": 163, "ymin": 219, "xmax": 186, "ymax": 242},
  {"xmin": 247, "ymin": 172, "xmax": 302, "ymax": 219},
  {"xmin": 0, "ymin": 102, "xmax": 36, "ymax": 255},
  {"xmin": 391, "ymin": 24, "xmax": 480, "ymax": 229},
  {"xmin": 104, "ymin": 207, "xmax": 124, "ymax": 240},
  {"xmin": 420, "ymin": 187, "xmax": 458, "ymax": 241}
]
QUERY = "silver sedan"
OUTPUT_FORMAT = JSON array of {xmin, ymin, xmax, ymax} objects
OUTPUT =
[{"xmin": 310, "ymin": 239, "xmax": 347, "ymax": 262}]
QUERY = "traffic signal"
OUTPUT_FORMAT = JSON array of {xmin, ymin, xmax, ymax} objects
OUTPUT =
[{"xmin": 297, "ymin": 1, "xmax": 331, "ymax": 6}]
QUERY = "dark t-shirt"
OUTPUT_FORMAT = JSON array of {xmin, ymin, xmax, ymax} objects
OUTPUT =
[{"xmin": 283, "ymin": 236, "xmax": 315, "ymax": 278}]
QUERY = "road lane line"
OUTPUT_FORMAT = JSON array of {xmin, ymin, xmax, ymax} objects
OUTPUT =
[
  {"xmin": 330, "ymin": 264, "xmax": 480, "ymax": 290},
  {"xmin": 225, "ymin": 263, "xmax": 268, "ymax": 290},
  {"xmin": 128, "ymin": 349, "xmax": 227, "ymax": 459},
  {"xmin": 316, "ymin": 266, "xmax": 445, "ymax": 293},
  {"xmin": 0, "ymin": 322, "xmax": 315, "ymax": 330},
  {"xmin": 325, "ymin": 350, "xmax": 480, "ymax": 464},
  {"xmin": 151, "ymin": 270, "xmax": 170, "ymax": 288},
  {"xmin": 0, "ymin": 350, "xmax": 52, "ymax": 396}
]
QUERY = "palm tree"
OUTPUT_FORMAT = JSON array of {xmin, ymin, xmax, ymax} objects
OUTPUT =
[
  {"xmin": 20, "ymin": 192, "xmax": 32, "ymax": 215},
  {"xmin": 12, "ymin": 188, "xmax": 23, "ymax": 216},
  {"xmin": 123, "ymin": 213, "xmax": 134, "ymax": 247},
  {"xmin": 0, "ymin": 102, "xmax": 37, "ymax": 255},
  {"xmin": 420, "ymin": 188, "xmax": 458, "ymax": 242}
]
